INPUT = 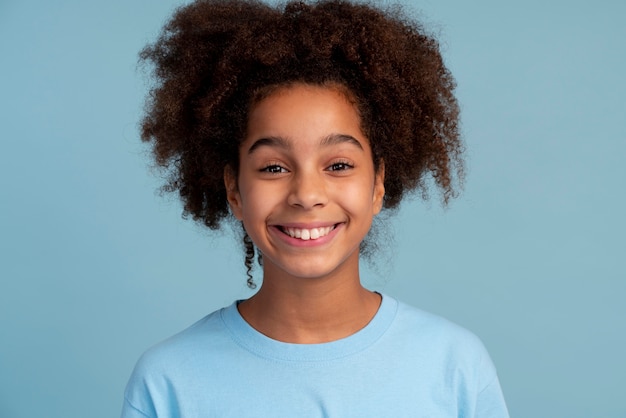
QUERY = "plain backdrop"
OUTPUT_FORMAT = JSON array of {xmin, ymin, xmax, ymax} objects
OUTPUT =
[{"xmin": 1, "ymin": 0, "xmax": 624, "ymax": 417}]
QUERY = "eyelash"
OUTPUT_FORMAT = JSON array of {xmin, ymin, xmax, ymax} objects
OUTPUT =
[
  {"xmin": 260, "ymin": 164, "xmax": 287, "ymax": 174},
  {"xmin": 259, "ymin": 160, "xmax": 354, "ymax": 174},
  {"xmin": 327, "ymin": 160, "xmax": 354, "ymax": 171}
]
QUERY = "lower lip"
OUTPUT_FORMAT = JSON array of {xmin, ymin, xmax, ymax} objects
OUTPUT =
[{"xmin": 269, "ymin": 224, "xmax": 342, "ymax": 248}]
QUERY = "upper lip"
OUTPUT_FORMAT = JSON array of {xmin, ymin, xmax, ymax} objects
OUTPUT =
[{"xmin": 271, "ymin": 221, "xmax": 341, "ymax": 229}]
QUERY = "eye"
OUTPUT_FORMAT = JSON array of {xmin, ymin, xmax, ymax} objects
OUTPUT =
[
  {"xmin": 261, "ymin": 164, "xmax": 288, "ymax": 174},
  {"xmin": 327, "ymin": 161, "xmax": 354, "ymax": 171}
]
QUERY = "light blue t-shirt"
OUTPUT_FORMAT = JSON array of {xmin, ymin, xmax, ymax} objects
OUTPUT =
[{"xmin": 122, "ymin": 294, "xmax": 509, "ymax": 417}]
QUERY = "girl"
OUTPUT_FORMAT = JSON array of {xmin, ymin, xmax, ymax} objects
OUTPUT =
[{"xmin": 122, "ymin": 0, "xmax": 509, "ymax": 416}]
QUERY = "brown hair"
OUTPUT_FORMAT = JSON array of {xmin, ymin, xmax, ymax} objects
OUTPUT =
[{"xmin": 139, "ymin": 0, "xmax": 463, "ymax": 284}]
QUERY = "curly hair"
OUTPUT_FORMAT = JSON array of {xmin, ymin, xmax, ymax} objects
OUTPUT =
[{"xmin": 139, "ymin": 0, "xmax": 463, "ymax": 284}]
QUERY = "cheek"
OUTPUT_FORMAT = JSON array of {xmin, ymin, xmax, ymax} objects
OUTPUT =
[
  {"xmin": 240, "ymin": 183, "xmax": 273, "ymax": 220},
  {"xmin": 334, "ymin": 179, "xmax": 378, "ymax": 213}
]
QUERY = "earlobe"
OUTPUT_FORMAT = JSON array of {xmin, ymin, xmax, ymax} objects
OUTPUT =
[
  {"xmin": 373, "ymin": 160, "xmax": 385, "ymax": 215},
  {"xmin": 224, "ymin": 166, "xmax": 243, "ymax": 220}
]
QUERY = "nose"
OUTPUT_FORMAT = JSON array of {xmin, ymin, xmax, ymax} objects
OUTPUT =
[{"xmin": 287, "ymin": 170, "xmax": 328, "ymax": 209}]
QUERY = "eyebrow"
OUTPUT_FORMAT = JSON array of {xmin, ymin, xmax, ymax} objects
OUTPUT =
[
  {"xmin": 320, "ymin": 133, "xmax": 364, "ymax": 150},
  {"xmin": 247, "ymin": 133, "xmax": 364, "ymax": 155},
  {"xmin": 247, "ymin": 136, "xmax": 291, "ymax": 154}
]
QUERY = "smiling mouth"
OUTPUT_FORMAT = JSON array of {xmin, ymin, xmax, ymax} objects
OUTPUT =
[{"xmin": 278, "ymin": 225, "xmax": 337, "ymax": 240}]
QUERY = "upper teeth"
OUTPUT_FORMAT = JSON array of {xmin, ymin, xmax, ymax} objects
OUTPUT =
[{"xmin": 284, "ymin": 226, "xmax": 334, "ymax": 240}]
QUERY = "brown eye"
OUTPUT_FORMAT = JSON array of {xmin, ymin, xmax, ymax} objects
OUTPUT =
[
  {"xmin": 261, "ymin": 164, "xmax": 287, "ymax": 174},
  {"xmin": 328, "ymin": 162, "xmax": 353, "ymax": 171}
]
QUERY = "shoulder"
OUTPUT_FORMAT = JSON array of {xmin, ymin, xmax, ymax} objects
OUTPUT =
[
  {"xmin": 383, "ymin": 295, "xmax": 498, "ymax": 385},
  {"xmin": 391, "ymin": 297, "xmax": 488, "ymax": 347},
  {"xmin": 123, "ymin": 304, "xmax": 238, "ymax": 415},
  {"xmin": 375, "ymin": 296, "xmax": 509, "ymax": 416},
  {"xmin": 125, "ymin": 304, "xmax": 236, "ymax": 390}
]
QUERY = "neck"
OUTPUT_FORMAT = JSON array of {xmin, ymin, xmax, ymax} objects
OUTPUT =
[{"xmin": 237, "ymin": 257, "xmax": 381, "ymax": 344}]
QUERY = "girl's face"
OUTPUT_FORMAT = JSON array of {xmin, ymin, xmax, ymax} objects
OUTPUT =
[{"xmin": 225, "ymin": 83, "xmax": 385, "ymax": 282}]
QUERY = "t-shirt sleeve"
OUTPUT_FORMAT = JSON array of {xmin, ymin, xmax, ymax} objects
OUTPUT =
[
  {"xmin": 120, "ymin": 353, "xmax": 159, "ymax": 418},
  {"xmin": 474, "ymin": 372, "xmax": 510, "ymax": 417},
  {"xmin": 121, "ymin": 396, "xmax": 154, "ymax": 418},
  {"xmin": 469, "ymin": 333, "xmax": 510, "ymax": 418}
]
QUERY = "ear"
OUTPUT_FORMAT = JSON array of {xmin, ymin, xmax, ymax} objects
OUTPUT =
[
  {"xmin": 372, "ymin": 159, "xmax": 385, "ymax": 215},
  {"xmin": 224, "ymin": 165, "xmax": 243, "ymax": 220}
]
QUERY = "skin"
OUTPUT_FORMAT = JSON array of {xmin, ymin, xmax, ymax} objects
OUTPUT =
[{"xmin": 224, "ymin": 83, "xmax": 385, "ymax": 344}]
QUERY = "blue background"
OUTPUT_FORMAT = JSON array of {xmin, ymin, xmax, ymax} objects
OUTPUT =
[{"xmin": 1, "ymin": 0, "xmax": 624, "ymax": 417}]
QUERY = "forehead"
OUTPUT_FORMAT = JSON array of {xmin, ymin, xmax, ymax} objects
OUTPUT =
[{"xmin": 244, "ymin": 83, "xmax": 365, "ymax": 143}]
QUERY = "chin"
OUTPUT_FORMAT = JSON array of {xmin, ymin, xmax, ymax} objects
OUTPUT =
[{"xmin": 268, "ymin": 255, "xmax": 357, "ymax": 282}]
